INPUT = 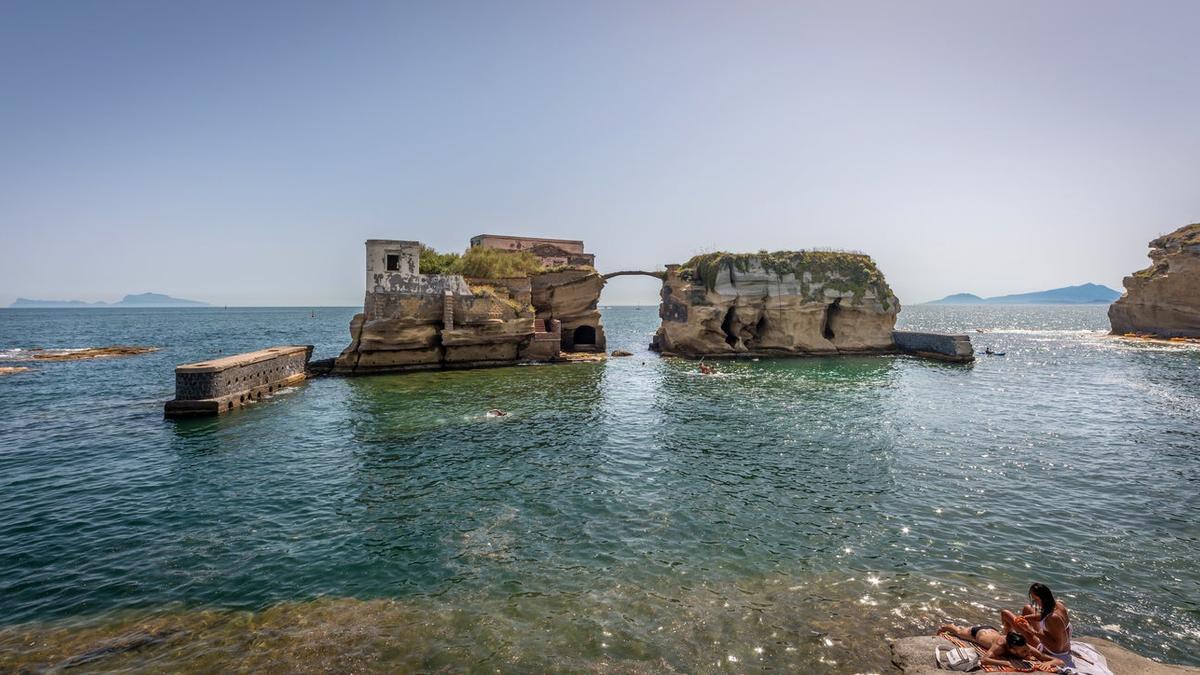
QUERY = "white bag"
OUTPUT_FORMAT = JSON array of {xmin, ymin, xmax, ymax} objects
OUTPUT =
[{"xmin": 934, "ymin": 644, "xmax": 981, "ymax": 671}]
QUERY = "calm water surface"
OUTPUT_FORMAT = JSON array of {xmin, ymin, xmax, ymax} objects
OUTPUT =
[{"xmin": 0, "ymin": 305, "xmax": 1197, "ymax": 672}]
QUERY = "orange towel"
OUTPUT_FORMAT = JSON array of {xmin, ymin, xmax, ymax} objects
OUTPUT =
[{"xmin": 940, "ymin": 634, "xmax": 1058, "ymax": 673}]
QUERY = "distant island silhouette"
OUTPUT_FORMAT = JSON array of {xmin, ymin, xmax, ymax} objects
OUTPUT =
[
  {"xmin": 926, "ymin": 283, "xmax": 1121, "ymax": 305},
  {"xmin": 10, "ymin": 292, "xmax": 209, "ymax": 308}
]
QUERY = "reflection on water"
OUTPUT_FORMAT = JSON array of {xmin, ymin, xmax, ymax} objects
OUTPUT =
[{"xmin": 0, "ymin": 305, "xmax": 1198, "ymax": 670}]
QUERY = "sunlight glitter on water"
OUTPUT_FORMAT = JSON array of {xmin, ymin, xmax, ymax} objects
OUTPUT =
[{"xmin": 0, "ymin": 305, "xmax": 1196, "ymax": 670}]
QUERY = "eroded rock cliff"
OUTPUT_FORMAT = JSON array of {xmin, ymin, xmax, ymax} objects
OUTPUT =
[
  {"xmin": 335, "ymin": 281, "xmax": 538, "ymax": 374},
  {"xmin": 1109, "ymin": 223, "xmax": 1200, "ymax": 337},
  {"xmin": 531, "ymin": 269, "xmax": 606, "ymax": 351},
  {"xmin": 652, "ymin": 251, "xmax": 899, "ymax": 357},
  {"xmin": 334, "ymin": 239, "xmax": 607, "ymax": 374}
]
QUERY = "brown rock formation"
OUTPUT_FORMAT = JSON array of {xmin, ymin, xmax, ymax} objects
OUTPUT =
[
  {"xmin": 335, "ymin": 239, "xmax": 606, "ymax": 374},
  {"xmin": 531, "ymin": 269, "xmax": 606, "ymax": 352},
  {"xmin": 31, "ymin": 346, "xmax": 158, "ymax": 361},
  {"xmin": 652, "ymin": 251, "xmax": 899, "ymax": 357},
  {"xmin": 1110, "ymin": 223, "xmax": 1200, "ymax": 337}
]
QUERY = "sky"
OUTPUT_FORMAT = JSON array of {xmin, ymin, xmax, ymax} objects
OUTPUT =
[{"xmin": 1, "ymin": 0, "xmax": 1198, "ymax": 307}]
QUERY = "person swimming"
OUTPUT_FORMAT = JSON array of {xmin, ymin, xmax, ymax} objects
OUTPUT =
[
  {"xmin": 1001, "ymin": 582, "xmax": 1073, "ymax": 663},
  {"xmin": 937, "ymin": 623, "xmax": 1064, "ymax": 670}
]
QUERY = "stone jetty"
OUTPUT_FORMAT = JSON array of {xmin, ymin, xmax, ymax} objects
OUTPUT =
[
  {"xmin": 164, "ymin": 345, "xmax": 312, "ymax": 418},
  {"xmin": 892, "ymin": 331, "xmax": 975, "ymax": 362}
]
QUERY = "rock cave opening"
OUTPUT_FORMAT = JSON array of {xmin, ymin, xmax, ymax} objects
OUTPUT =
[
  {"xmin": 573, "ymin": 325, "xmax": 597, "ymax": 346},
  {"xmin": 822, "ymin": 298, "xmax": 841, "ymax": 340},
  {"xmin": 720, "ymin": 307, "xmax": 739, "ymax": 347}
]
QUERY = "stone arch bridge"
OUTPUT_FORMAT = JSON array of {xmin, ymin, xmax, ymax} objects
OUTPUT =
[{"xmin": 601, "ymin": 270, "xmax": 666, "ymax": 281}]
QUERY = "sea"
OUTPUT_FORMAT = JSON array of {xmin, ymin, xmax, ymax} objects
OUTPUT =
[{"xmin": 0, "ymin": 304, "xmax": 1197, "ymax": 672}]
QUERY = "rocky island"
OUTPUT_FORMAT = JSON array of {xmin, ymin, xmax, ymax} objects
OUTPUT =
[
  {"xmin": 651, "ymin": 250, "xmax": 901, "ymax": 357},
  {"xmin": 1109, "ymin": 223, "xmax": 1200, "ymax": 338},
  {"xmin": 166, "ymin": 238, "xmax": 972, "ymax": 416},
  {"xmin": 334, "ymin": 236, "xmax": 606, "ymax": 375}
]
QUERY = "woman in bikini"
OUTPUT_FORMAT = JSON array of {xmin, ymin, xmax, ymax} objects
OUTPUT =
[
  {"xmin": 936, "ymin": 624, "xmax": 1065, "ymax": 669},
  {"xmin": 1001, "ymin": 582, "xmax": 1073, "ymax": 663}
]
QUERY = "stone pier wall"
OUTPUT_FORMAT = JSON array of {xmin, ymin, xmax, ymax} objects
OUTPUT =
[
  {"xmin": 892, "ymin": 331, "xmax": 974, "ymax": 362},
  {"xmin": 165, "ymin": 345, "xmax": 313, "ymax": 418}
]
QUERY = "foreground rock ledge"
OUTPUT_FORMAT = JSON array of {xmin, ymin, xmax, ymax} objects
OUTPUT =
[
  {"xmin": 1110, "ymin": 222, "xmax": 1200, "ymax": 338},
  {"xmin": 891, "ymin": 636, "xmax": 1200, "ymax": 675}
]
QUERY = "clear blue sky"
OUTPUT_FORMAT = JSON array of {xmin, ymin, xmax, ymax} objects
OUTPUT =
[{"xmin": 1, "ymin": 0, "xmax": 1197, "ymax": 306}]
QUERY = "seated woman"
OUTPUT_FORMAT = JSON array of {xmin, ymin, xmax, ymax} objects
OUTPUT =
[
  {"xmin": 937, "ymin": 623, "xmax": 1065, "ymax": 669},
  {"xmin": 1001, "ymin": 582, "xmax": 1073, "ymax": 663}
]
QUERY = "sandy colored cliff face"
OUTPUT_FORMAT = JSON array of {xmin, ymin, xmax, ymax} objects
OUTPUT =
[
  {"xmin": 335, "ymin": 284, "xmax": 538, "ymax": 374},
  {"xmin": 1110, "ymin": 223, "xmax": 1200, "ymax": 338},
  {"xmin": 653, "ymin": 252, "xmax": 899, "ymax": 357},
  {"xmin": 335, "ymin": 269, "xmax": 607, "ymax": 374},
  {"xmin": 530, "ymin": 270, "xmax": 607, "ymax": 351}
]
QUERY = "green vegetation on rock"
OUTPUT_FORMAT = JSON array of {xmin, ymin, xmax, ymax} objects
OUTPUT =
[
  {"xmin": 679, "ymin": 250, "xmax": 895, "ymax": 308},
  {"xmin": 456, "ymin": 247, "xmax": 544, "ymax": 278},
  {"xmin": 418, "ymin": 246, "xmax": 461, "ymax": 274},
  {"xmin": 420, "ymin": 246, "xmax": 546, "ymax": 278}
]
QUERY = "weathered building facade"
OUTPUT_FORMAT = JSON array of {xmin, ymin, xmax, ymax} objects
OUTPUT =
[
  {"xmin": 335, "ymin": 236, "xmax": 606, "ymax": 375},
  {"xmin": 470, "ymin": 234, "xmax": 596, "ymax": 268}
]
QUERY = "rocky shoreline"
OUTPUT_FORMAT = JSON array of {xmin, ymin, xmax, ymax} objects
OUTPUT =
[
  {"xmin": 1110, "ymin": 223, "xmax": 1200, "ymax": 338},
  {"xmin": 892, "ymin": 635, "xmax": 1200, "ymax": 675}
]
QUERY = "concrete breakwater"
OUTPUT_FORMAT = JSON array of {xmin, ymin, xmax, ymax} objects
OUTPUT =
[
  {"xmin": 164, "ymin": 345, "xmax": 312, "ymax": 418},
  {"xmin": 893, "ymin": 330, "xmax": 975, "ymax": 362}
]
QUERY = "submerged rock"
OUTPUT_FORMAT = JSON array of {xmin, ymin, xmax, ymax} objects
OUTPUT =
[
  {"xmin": 652, "ymin": 251, "xmax": 900, "ymax": 357},
  {"xmin": 1110, "ymin": 223, "xmax": 1200, "ymax": 338},
  {"xmin": 0, "ymin": 366, "xmax": 33, "ymax": 375},
  {"xmin": 30, "ymin": 346, "xmax": 158, "ymax": 361}
]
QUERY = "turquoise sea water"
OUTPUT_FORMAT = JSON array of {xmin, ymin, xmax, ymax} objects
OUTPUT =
[{"xmin": 0, "ymin": 305, "xmax": 1197, "ymax": 671}]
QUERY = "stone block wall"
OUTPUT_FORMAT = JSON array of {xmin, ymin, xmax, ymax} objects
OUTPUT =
[
  {"xmin": 892, "ymin": 331, "xmax": 974, "ymax": 362},
  {"xmin": 166, "ymin": 346, "xmax": 313, "ymax": 417}
]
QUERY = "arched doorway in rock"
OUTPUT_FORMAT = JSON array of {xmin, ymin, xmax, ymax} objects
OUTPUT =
[{"xmin": 573, "ymin": 325, "xmax": 597, "ymax": 346}]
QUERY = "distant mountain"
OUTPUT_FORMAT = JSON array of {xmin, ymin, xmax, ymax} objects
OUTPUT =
[
  {"xmin": 114, "ymin": 292, "xmax": 208, "ymax": 307},
  {"xmin": 927, "ymin": 283, "xmax": 1121, "ymax": 305},
  {"xmin": 10, "ymin": 293, "xmax": 208, "ymax": 308},
  {"xmin": 933, "ymin": 293, "xmax": 986, "ymax": 304}
]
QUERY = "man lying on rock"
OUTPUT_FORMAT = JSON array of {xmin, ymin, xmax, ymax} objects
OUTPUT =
[{"xmin": 936, "ymin": 623, "xmax": 1065, "ymax": 670}]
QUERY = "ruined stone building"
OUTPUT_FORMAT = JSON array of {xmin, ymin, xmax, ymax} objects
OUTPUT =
[
  {"xmin": 469, "ymin": 234, "xmax": 596, "ymax": 268},
  {"xmin": 335, "ymin": 237, "xmax": 606, "ymax": 375}
]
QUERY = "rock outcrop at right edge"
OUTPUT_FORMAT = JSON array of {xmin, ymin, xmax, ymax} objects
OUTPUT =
[{"xmin": 1109, "ymin": 223, "xmax": 1200, "ymax": 338}]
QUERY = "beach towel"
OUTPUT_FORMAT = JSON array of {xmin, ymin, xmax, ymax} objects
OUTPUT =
[
  {"xmin": 939, "ymin": 634, "xmax": 1059, "ymax": 672},
  {"xmin": 1059, "ymin": 641, "xmax": 1113, "ymax": 675}
]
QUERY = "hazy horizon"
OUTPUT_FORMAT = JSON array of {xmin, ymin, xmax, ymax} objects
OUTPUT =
[
  {"xmin": 2, "ymin": 279, "xmax": 1131, "ymax": 308},
  {"xmin": 2, "ymin": 1, "xmax": 1198, "ymax": 307}
]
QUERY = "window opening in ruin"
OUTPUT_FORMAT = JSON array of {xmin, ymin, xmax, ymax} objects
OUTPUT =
[
  {"xmin": 721, "ymin": 307, "xmax": 739, "ymax": 347},
  {"xmin": 573, "ymin": 325, "xmax": 596, "ymax": 345},
  {"xmin": 823, "ymin": 298, "xmax": 841, "ymax": 340},
  {"xmin": 386, "ymin": 254, "xmax": 401, "ymax": 271}
]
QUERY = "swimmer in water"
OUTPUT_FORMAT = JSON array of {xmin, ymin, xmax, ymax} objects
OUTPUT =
[{"xmin": 487, "ymin": 409, "xmax": 507, "ymax": 417}]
